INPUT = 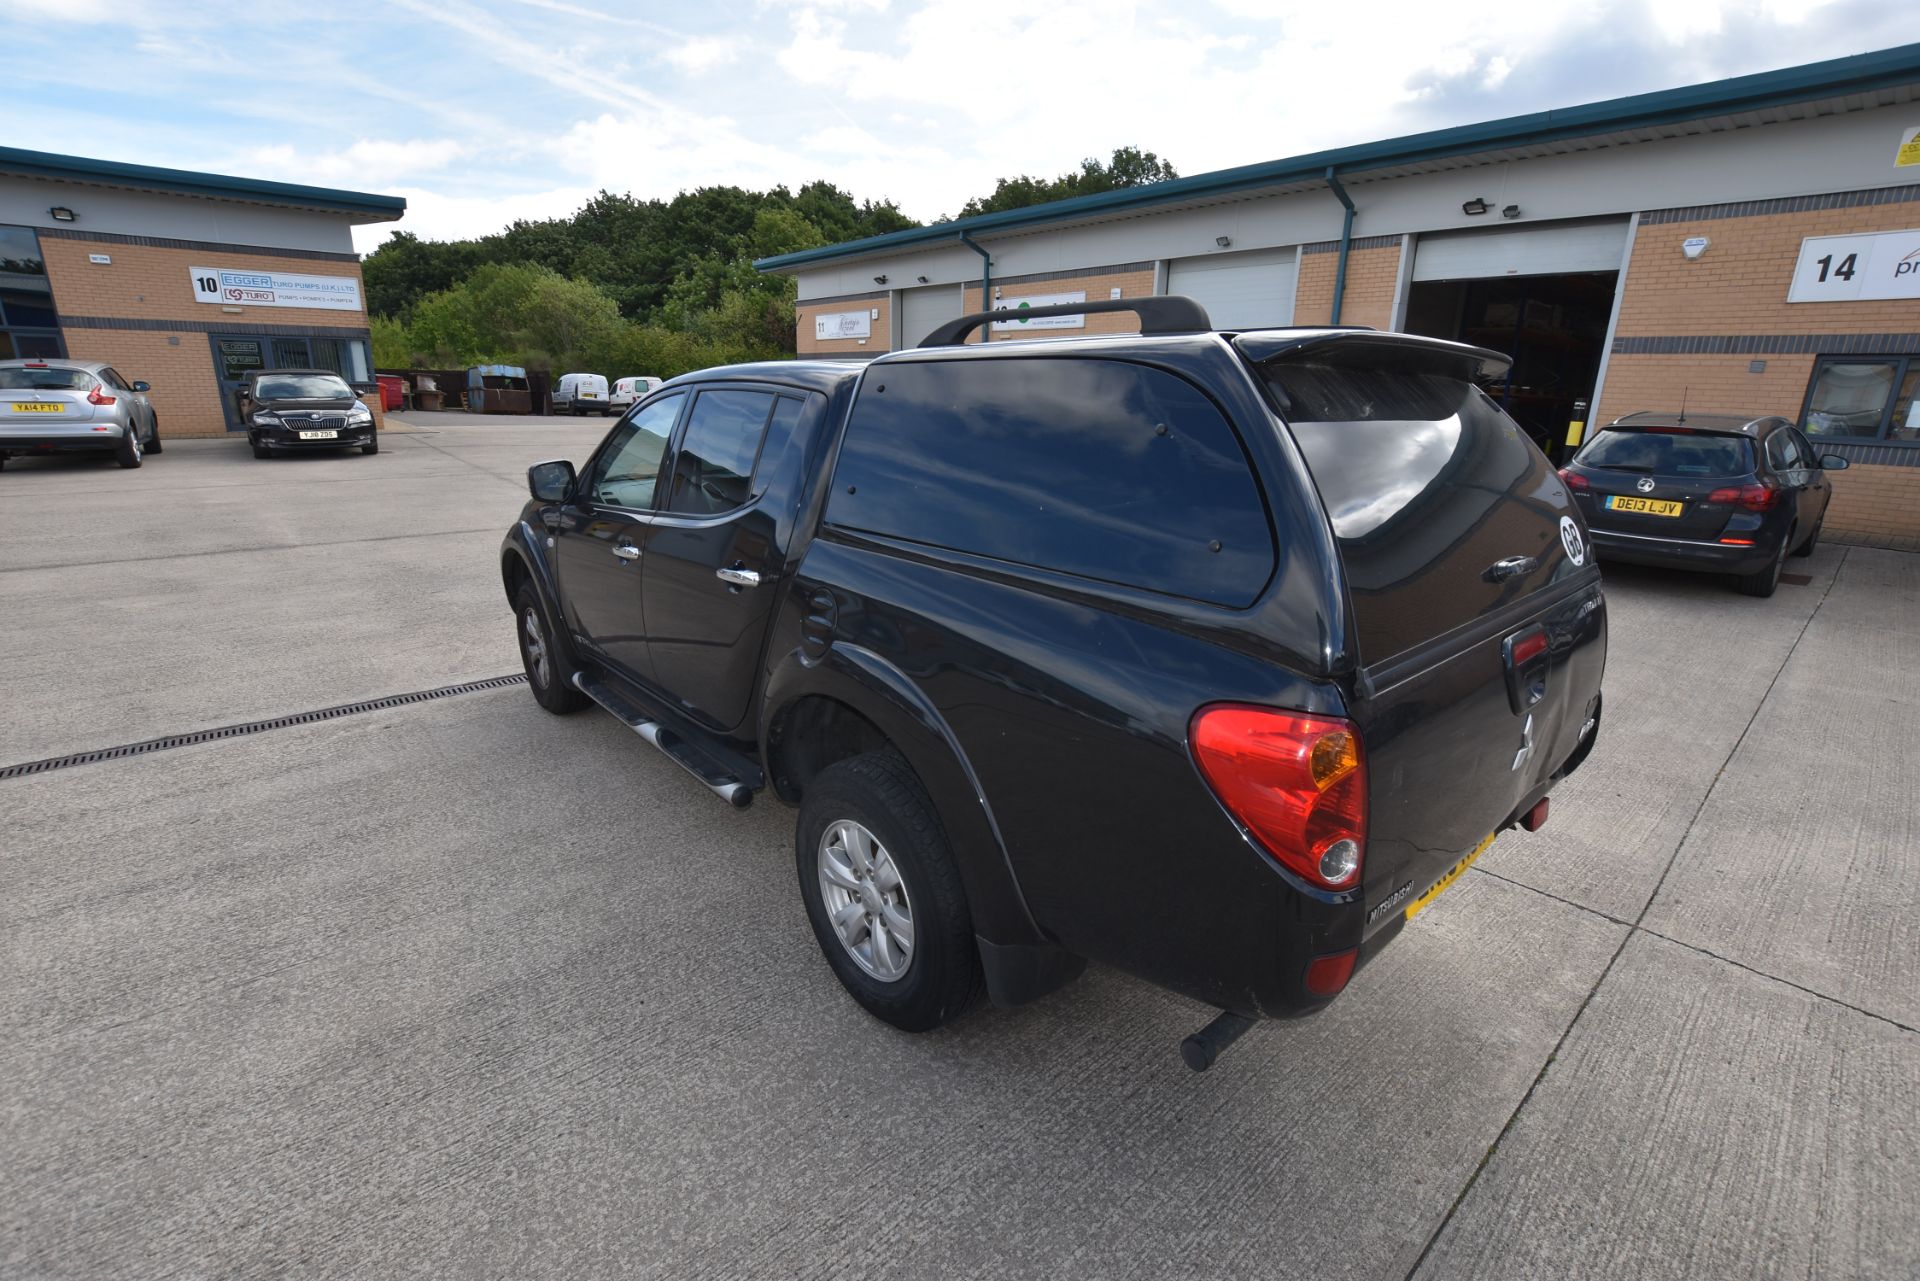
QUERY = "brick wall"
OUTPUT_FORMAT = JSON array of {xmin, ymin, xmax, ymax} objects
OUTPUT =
[
  {"xmin": 1293, "ymin": 240, "xmax": 1401, "ymax": 330},
  {"xmin": 43, "ymin": 236, "xmax": 373, "ymax": 437},
  {"xmin": 1596, "ymin": 191, "xmax": 1920, "ymax": 541},
  {"xmin": 963, "ymin": 266, "xmax": 1157, "ymax": 343},
  {"xmin": 1823, "ymin": 463, "xmax": 1920, "ymax": 549},
  {"xmin": 797, "ymin": 294, "xmax": 889, "ymax": 357}
]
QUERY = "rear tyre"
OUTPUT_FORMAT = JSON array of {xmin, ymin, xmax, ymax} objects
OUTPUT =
[
  {"xmin": 796, "ymin": 752, "xmax": 981, "ymax": 1032},
  {"xmin": 115, "ymin": 424, "xmax": 143, "ymax": 469},
  {"xmin": 1792, "ymin": 519, "xmax": 1820, "ymax": 559},
  {"xmin": 1737, "ymin": 530, "xmax": 1791, "ymax": 597},
  {"xmin": 515, "ymin": 583, "xmax": 588, "ymax": 714}
]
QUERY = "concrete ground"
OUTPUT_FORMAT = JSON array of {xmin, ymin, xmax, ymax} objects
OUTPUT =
[{"xmin": 2, "ymin": 416, "xmax": 1915, "ymax": 1280}]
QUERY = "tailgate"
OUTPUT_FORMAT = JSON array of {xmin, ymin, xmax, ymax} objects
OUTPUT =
[{"xmin": 1245, "ymin": 335, "xmax": 1606, "ymax": 929}]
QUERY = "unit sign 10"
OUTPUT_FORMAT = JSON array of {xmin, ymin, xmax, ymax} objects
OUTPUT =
[{"xmin": 1786, "ymin": 229, "xmax": 1920, "ymax": 303}]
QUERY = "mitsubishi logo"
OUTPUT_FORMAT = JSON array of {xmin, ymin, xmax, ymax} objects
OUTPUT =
[
  {"xmin": 1512, "ymin": 713, "xmax": 1535, "ymax": 772},
  {"xmin": 1636, "ymin": 477, "xmax": 1657, "ymax": 494}
]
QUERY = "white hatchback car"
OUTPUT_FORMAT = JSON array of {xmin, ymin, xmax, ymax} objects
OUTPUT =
[{"xmin": 609, "ymin": 375, "xmax": 663, "ymax": 412}]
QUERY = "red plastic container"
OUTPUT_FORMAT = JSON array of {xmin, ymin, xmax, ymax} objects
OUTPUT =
[{"xmin": 375, "ymin": 374, "xmax": 404, "ymax": 411}]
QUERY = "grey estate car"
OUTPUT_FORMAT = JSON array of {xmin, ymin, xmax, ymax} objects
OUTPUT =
[{"xmin": 0, "ymin": 358, "xmax": 161, "ymax": 469}]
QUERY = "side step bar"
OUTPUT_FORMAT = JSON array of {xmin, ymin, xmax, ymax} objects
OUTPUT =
[{"xmin": 571, "ymin": 672, "xmax": 756, "ymax": 810}]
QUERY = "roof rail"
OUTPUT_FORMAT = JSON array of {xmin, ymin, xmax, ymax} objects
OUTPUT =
[{"xmin": 918, "ymin": 296, "xmax": 1213, "ymax": 348}]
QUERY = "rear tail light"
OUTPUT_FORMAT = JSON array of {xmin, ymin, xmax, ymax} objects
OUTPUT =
[
  {"xmin": 1190, "ymin": 705, "xmax": 1367, "ymax": 890},
  {"xmin": 1706, "ymin": 483, "xmax": 1778, "ymax": 512},
  {"xmin": 1305, "ymin": 948, "xmax": 1359, "ymax": 997},
  {"xmin": 87, "ymin": 384, "xmax": 116, "ymax": 406},
  {"xmin": 1558, "ymin": 468, "xmax": 1588, "ymax": 492}
]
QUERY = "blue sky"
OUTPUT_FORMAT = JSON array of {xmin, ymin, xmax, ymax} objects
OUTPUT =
[{"xmin": 3, "ymin": 0, "xmax": 1912, "ymax": 253}]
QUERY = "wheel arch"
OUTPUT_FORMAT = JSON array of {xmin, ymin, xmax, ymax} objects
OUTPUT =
[
  {"xmin": 761, "ymin": 644, "xmax": 1046, "ymax": 956},
  {"xmin": 501, "ymin": 525, "xmax": 585, "ymax": 675}
]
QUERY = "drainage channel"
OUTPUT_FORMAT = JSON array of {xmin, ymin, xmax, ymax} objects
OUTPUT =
[{"xmin": 0, "ymin": 674, "xmax": 527, "ymax": 781}]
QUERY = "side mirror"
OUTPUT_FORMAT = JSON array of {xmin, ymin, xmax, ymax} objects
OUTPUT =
[
  {"xmin": 528, "ymin": 458, "xmax": 576, "ymax": 503},
  {"xmin": 1820, "ymin": 454, "xmax": 1850, "ymax": 471},
  {"xmin": 132, "ymin": 381, "xmax": 150, "ymax": 392}
]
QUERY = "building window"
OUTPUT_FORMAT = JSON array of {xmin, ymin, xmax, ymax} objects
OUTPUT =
[
  {"xmin": 0, "ymin": 224, "xmax": 65, "ymax": 360},
  {"xmin": 1801, "ymin": 356, "xmax": 1920, "ymax": 444}
]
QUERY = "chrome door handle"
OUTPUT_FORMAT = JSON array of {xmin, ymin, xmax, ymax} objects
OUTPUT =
[
  {"xmin": 612, "ymin": 542, "xmax": 641, "ymax": 561},
  {"xmin": 715, "ymin": 566, "xmax": 761, "ymax": 587}
]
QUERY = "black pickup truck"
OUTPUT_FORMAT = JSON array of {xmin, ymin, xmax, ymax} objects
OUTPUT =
[{"xmin": 500, "ymin": 298, "xmax": 1606, "ymax": 1068}]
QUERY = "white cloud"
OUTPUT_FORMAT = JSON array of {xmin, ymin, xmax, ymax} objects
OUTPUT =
[
  {"xmin": 662, "ymin": 35, "xmax": 743, "ymax": 72},
  {"xmin": 353, "ymin": 185, "xmax": 602, "ymax": 252},
  {"xmin": 242, "ymin": 139, "xmax": 469, "ymax": 191}
]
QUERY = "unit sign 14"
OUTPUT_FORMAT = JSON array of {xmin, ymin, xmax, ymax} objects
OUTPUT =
[{"xmin": 1786, "ymin": 228, "xmax": 1920, "ymax": 303}]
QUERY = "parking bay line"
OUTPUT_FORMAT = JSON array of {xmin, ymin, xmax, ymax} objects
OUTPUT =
[{"xmin": 0, "ymin": 674, "xmax": 527, "ymax": 782}]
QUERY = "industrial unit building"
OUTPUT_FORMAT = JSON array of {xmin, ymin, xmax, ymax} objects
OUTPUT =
[
  {"xmin": 757, "ymin": 45, "xmax": 1920, "ymax": 547},
  {"xmin": 0, "ymin": 148, "xmax": 404, "ymax": 438}
]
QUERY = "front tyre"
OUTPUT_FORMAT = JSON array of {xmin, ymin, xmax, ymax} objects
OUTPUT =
[
  {"xmin": 361, "ymin": 428, "xmax": 379, "ymax": 456},
  {"xmin": 796, "ymin": 752, "xmax": 980, "ymax": 1032},
  {"xmin": 146, "ymin": 416, "xmax": 162, "ymax": 454},
  {"xmin": 514, "ymin": 582, "xmax": 587, "ymax": 713}
]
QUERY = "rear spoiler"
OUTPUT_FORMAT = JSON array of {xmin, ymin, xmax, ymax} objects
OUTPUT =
[{"xmin": 1234, "ymin": 330, "xmax": 1511, "ymax": 382}]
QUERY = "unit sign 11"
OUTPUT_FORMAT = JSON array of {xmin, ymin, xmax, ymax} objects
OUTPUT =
[{"xmin": 1786, "ymin": 228, "xmax": 1920, "ymax": 303}]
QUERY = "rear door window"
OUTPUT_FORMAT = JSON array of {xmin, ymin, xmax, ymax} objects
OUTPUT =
[
  {"xmin": 1576, "ymin": 428, "xmax": 1754, "ymax": 478},
  {"xmin": 826, "ymin": 357, "xmax": 1275, "ymax": 607}
]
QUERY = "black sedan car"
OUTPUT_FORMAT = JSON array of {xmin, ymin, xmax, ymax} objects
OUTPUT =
[
  {"xmin": 239, "ymin": 369, "xmax": 378, "ymax": 458},
  {"xmin": 1560, "ymin": 412, "xmax": 1848, "ymax": 597}
]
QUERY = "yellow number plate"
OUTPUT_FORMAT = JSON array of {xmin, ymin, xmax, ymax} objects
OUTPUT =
[
  {"xmin": 11, "ymin": 402, "xmax": 64, "ymax": 413},
  {"xmin": 1406, "ymin": 832, "xmax": 1496, "ymax": 920},
  {"xmin": 1605, "ymin": 496, "xmax": 1683, "ymax": 517}
]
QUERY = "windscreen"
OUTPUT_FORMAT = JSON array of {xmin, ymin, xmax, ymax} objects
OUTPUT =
[
  {"xmin": 0, "ymin": 367, "xmax": 92, "ymax": 390},
  {"xmin": 1574, "ymin": 428, "xmax": 1753, "ymax": 478},
  {"xmin": 1262, "ymin": 361, "xmax": 1576, "ymax": 661},
  {"xmin": 257, "ymin": 374, "xmax": 352, "ymax": 399}
]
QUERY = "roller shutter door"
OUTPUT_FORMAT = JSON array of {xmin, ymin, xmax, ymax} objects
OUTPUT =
[
  {"xmin": 1413, "ymin": 219, "xmax": 1629, "ymax": 281},
  {"xmin": 1167, "ymin": 248, "xmax": 1296, "ymax": 329},
  {"xmin": 901, "ymin": 284, "xmax": 966, "ymax": 348}
]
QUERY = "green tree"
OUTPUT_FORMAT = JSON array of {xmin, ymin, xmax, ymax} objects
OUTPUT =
[{"xmin": 957, "ymin": 146, "xmax": 1178, "ymax": 218}]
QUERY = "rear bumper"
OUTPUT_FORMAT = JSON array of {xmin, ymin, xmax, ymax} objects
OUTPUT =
[
  {"xmin": 0, "ymin": 429, "xmax": 124, "ymax": 453},
  {"xmin": 1591, "ymin": 528, "xmax": 1774, "ymax": 575}
]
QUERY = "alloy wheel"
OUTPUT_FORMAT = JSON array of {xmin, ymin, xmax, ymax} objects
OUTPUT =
[
  {"xmin": 522, "ymin": 606, "xmax": 550, "ymax": 688},
  {"xmin": 817, "ymin": 819, "xmax": 915, "ymax": 982}
]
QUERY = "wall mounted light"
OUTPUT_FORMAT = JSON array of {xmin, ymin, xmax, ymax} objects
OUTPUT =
[
  {"xmin": 1501, "ymin": 205, "xmax": 1522, "ymax": 219},
  {"xmin": 916, "ymin": 275, "xmax": 928, "ymax": 283},
  {"xmin": 49, "ymin": 206, "xmax": 77, "ymax": 222},
  {"xmin": 1215, "ymin": 235, "xmax": 1232, "ymax": 248},
  {"xmin": 872, "ymin": 274, "xmax": 888, "ymax": 285},
  {"xmin": 1461, "ymin": 198, "xmax": 1489, "ymax": 216}
]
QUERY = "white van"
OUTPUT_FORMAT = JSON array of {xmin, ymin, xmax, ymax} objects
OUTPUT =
[
  {"xmin": 609, "ymin": 375, "xmax": 663, "ymax": 411},
  {"xmin": 553, "ymin": 372, "xmax": 610, "ymax": 416}
]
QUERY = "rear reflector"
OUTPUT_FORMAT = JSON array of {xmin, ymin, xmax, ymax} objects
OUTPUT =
[
  {"xmin": 1520, "ymin": 798, "xmax": 1550, "ymax": 832},
  {"xmin": 1190, "ymin": 704, "xmax": 1367, "ymax": 890},
  {"xmin": 1305, "ymin": 949, "xmax": 1359, "ymax": 997},
  {"xmin": 1510, "ymin": 631, "xmax": 1549, "ymax": 666},
  {"xmin": 1719, "ymin": 537, "xmax": 1756, "ymax": 546}
]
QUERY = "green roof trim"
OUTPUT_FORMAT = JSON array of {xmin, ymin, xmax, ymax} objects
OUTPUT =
[
  {"xmin": 0, "ymin": 146, "xmax": 407, "ymax": 219},
  {"xmin": 755, "ymin": 42, "xmax": 1920, "ymax": 272}
]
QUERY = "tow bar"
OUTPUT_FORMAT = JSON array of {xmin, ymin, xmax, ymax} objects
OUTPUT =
[{"xmin": 1180, "ymin": 1010, "xmax": 1258, "ymax": 1072}]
